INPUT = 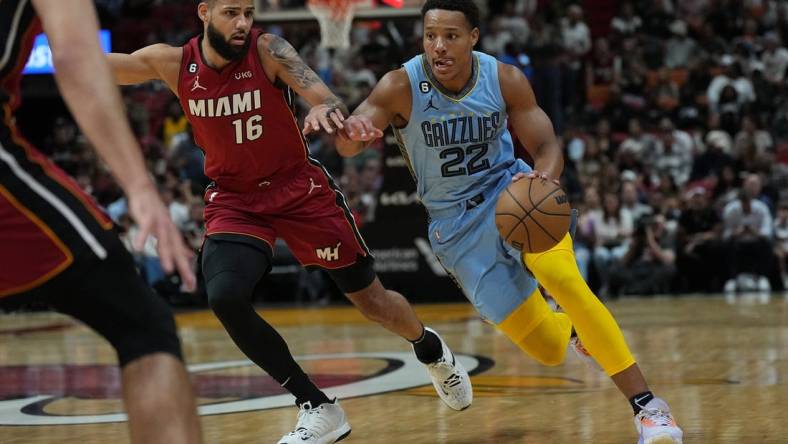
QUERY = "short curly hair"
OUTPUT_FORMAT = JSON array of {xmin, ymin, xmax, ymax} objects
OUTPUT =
[{"xmin": 421, "ymin": 0, "xmax": 480, "ymax": 30}]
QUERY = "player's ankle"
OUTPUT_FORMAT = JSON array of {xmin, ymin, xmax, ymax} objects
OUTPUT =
[
  {"xmin": 411, "ymin": 327, "xmax": 443, "ymax": 364},
  {"xmin": 629, "ymin": 391, "xmax": 655, "ymax": 414}
]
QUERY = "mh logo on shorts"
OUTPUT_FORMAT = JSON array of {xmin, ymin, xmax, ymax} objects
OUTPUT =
[{"xmin": 316, "ymin": 242, "xmax": 341, "ymax": 262}]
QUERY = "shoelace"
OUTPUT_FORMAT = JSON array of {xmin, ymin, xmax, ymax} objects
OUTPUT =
[
  {"xmin": 291, "ymin": 403, "xmax": 334, "ymax": 437},
  {"xmin": 638, "ymin": 408, "xmax": 675, "ymax": 427}
]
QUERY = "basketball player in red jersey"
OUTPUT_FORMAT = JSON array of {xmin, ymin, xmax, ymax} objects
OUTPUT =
[
  {"xmin": 0, "ymin": 0, "xmax": 201, "ymax": 443},
  {"xmin": 108, "ymin": 1, "xmax": 472, "ymax": 442}
]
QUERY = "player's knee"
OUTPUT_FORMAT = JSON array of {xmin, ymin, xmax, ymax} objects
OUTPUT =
[
  {"xmin": 534, "ymin": 346, "xmax": 568, "ymax": 367},
  {"xmin": 206, "ymin": 271, "xmax": 254, "ymax": 318},
  {"xmin": 515, "ymin": 334, "xmax": 568, "ymax": 367}
]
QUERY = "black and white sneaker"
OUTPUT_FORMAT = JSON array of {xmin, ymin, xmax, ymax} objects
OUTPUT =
[
  {"xmin": 277, "ymin": 399, "xmax": 351, "ymax": 444},
  {"xmin": 420, "ymin": 327, "xmax": 473, "ymax": 410}
]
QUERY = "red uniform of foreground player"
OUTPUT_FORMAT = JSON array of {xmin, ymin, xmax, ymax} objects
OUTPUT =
[
  {"xmin": 108, "ymin": 1, "xmax": 472, "ymax": 442},
  {"xmin": 0, "ymin": 0, "xmax": 201, "ymax": 443}
]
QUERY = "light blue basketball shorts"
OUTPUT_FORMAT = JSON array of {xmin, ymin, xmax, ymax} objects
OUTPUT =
[{"xmin": 427, "ymin": 160, "xmax": 539, "ymax": 324}]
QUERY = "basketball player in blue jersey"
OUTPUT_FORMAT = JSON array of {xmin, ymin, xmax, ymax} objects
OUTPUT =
[{"xmin": 322, "ymin": 1, "xmax": 684, "ymax": 443}]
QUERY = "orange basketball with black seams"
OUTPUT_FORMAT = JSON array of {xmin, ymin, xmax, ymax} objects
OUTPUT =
[{"xmin": 495, "ymin": 177, "xmax": 572, "ymax": 253}]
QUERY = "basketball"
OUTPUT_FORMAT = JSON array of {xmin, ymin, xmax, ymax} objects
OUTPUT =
[{"xmin": 495, "ymin": 177, "xmax": 572, "ymax": 253}]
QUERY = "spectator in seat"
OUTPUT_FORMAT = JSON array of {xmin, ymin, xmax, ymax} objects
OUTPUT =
[
  {"xmin": 712, "ymin": 163, "xmax": 741, "ymax": 209},
  {"xmin": 676, "ymin": 187, "xmax": 725, "ymax": 292},
  {"xmin": 576, "ymin": 186, "xmax": 604, "ymax": 281},
  {"xmin": 690, "ymin": 130, "xmax": 735, "ymax": 182},
  {"xmin": 761, "ymin": 32, "xmax": 788, "ymax": 85},
  {"xmin": 610, "ymin": 2, "xmax": 642, "ymax": 38},
  {"xmin": 652, "ymin": 67, "xmax": 681, "ymax": 111},
  {"xmin": 707, "ymin": 60, "xmax": 755, "ymax": 114},
  {"xmin": 608, "ymin": 214, "xmax": 677, "ymax": 296},
  {"xmin": 593, "ymin": 191, "xmax": 634, "ymax": 295},
  {"xmin": 722, "ymin": 174, "xmax": 776, "ymax": 292},
  {"xmin": 161, "ymin": 99, "xmax": 189, "ymax": 151},
  {"xmin": 734, "ymin": 114, "xmax": 774, "ymax": 157},
  {"xmin": 561, "ymin": 4, "xmax": 591, "ymax": 115},
  {"xmin": 651, "ymin": 118, "xmax": 694, "ymax": 187},
  {"xmin": 618, "ymin": 117, "xmax": 656, "ymax": 161},
  {"xmin": 586, "ymin": 38, "xmax": 618, "ymax": 91},
  {"xmin": 665, "ymin": 20, "xmax": 697, "ymax": 69},
  {"xmin": 527, "ymin": 12, "xmax": 565, "ymax": 132},
  {"xmin": 620, "ymin": 179, "xmax": 652, "ymax": 223}
]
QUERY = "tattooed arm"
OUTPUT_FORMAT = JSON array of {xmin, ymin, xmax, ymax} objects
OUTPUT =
[{"xmin": 258, "ymin": 33, "xmax": 347, "ymax": 134}]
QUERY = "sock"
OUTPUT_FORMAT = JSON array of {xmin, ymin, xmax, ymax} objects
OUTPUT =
[
  {"xmin": 282, "ymin": 367, "xmax": 332, "ymax": 407},
  {"xmin": 410, "ymin": 327, "xmax": 443, "ymax": 364},
  {"xmin": 629, "ymin": 391, "xmax": 654, "ymax": 414}
]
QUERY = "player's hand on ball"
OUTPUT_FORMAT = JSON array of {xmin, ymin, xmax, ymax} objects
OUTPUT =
[
  {"xmin": 342, "ymin": 115, "xmax": 384, "ymax": 142},
  {"xmin": 302, "ymin": 104, "xmax": 345, "ymax": 135},
  {"xmin": 512, "ymin": 170, "xmax": 560, "ymax": 186}
]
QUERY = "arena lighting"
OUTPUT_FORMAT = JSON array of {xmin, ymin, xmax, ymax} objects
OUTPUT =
[{"xmin": 23, "ymin": 30, "xmax": 111, "ymax": 75}]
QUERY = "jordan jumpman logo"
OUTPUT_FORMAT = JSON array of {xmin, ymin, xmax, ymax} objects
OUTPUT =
[
  {"xmin": 423, "ymin": 96, "xmax": 439, "ymax": 112},
  {"xmin": 191, "ymin": 75, "xmax": 207, "ymax": 92},
  {"xmin": 308, "ymin": 178, "xmax": 323, "ymax": 194}
]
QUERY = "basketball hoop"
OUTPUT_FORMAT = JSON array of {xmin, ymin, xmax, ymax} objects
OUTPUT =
[{"xmin": 307, "ymin": 0, "xmax": 356, "ymax": 49}]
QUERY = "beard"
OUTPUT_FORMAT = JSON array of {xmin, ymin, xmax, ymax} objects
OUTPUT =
[{"xmin": 206, "ymin": 23, "xmax": 250, "ymax": 61}]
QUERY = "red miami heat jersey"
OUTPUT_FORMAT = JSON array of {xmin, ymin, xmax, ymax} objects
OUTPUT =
[{"xmin": 178, "ymin": 29, "xmax": 309, "ymax": 192}]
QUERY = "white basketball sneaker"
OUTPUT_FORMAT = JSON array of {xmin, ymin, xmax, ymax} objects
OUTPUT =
[
  {"xmin": 634, "ymin": 397, "xmax": 683, "ymax": 444},
  {"xmin": 277, "ymin": 399, "xmax": 351, "ymax": 444},
  {"xmin": 421, "ymin": 327, "xmax": 473, "ymax": 410}
]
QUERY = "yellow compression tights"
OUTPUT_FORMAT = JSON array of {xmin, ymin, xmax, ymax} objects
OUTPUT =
[
  {"xmin": 520, "ymin": 233, "xmax": 636, "ymax": 376},
  {"xmin": 497, "ymin": 287, "xmax": 573, "ymax": 366}
]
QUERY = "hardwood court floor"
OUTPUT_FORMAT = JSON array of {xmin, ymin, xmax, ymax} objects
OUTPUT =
[{"xmin": 1, "ymin": 294, "xmax": 786, "ymax": 443}]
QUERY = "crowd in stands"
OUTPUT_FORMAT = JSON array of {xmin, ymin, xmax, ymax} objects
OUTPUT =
[{"xmin": 37, "ymin": 0, "xmax": 788, "ymax": 299}]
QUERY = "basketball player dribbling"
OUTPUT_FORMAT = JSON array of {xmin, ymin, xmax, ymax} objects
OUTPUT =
[
  {"xmin": 0, "ymin": 1, "xmax": 202, "ymax": 443},
  {"xmin": 107, "ymin": 1, "xmax": 471, "ymax": 442},
  {"xmin": 326, "ymin": 1, "xmax": 684, "ymax": 443}
]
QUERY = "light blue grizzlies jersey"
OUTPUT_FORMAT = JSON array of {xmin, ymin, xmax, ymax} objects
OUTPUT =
[
  {"xmin": 393, "ymin": 51, "xmax": 538, "ymax": 324},
  {"xmin": 393, "ymin": 51, "xmax": 521, "ymax": 213}
]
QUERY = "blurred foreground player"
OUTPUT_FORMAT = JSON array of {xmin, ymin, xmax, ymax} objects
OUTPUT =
[{"xmin": 0, "ymin": 1, "xmax": 202, "ymax": 443}]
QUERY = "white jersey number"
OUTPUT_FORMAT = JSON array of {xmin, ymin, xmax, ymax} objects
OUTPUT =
[{"xmin": 231, "ymin": 115, "xmax": 263, "ymax": 144}]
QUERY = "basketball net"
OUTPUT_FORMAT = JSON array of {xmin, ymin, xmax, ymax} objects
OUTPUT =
[{"xmin": 307, "ymin": 0, "xmax": 355, "ymax": 49}]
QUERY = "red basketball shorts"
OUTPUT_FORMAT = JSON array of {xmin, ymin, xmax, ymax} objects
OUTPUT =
[{"xmin": 203, "ymin": 160, "xmax": 370, "ymax": 270}]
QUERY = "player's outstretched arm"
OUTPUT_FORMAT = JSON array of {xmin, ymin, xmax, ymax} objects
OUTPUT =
[
  {"xmin": 259, "ymin": 34, "xmax": 346, "ymax": 134},
  {"xmin": 499, "ymin": 63, "xmax": 564, "ymax": 182},
  {"xmin": 336, "ymin": 69, "xmax": 410, "ymax": 157},
  {"xmin": 107, "ymin": 44, "xmax": 182, "ymax": 87},
  {"xmin": 31, "ymin": 0, "xmax": 195, "ymax": 289}
]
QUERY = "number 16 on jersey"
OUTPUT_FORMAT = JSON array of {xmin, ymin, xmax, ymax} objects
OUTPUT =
[{"xmin": 232, "ymin": 115, "xmax": 263, "ymax": 144}]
